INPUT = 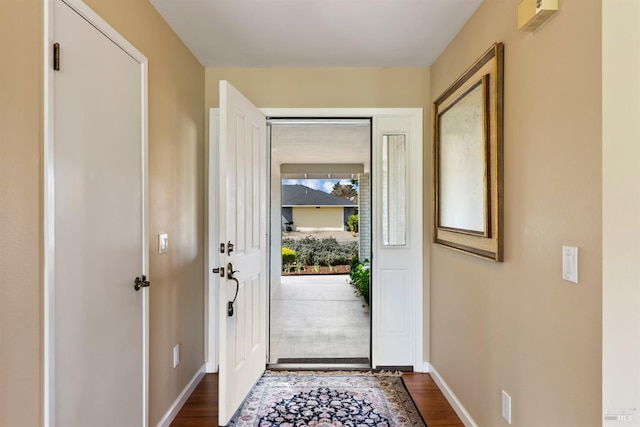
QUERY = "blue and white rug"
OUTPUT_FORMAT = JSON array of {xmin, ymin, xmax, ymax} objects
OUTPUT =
[{"xmin": 228, "ymin": 371, "xmax": 427, "ymax": 426}]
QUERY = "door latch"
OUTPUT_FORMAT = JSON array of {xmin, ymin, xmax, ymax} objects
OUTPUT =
[{"xmin": 212, "ymin": 266, "xmax": 224, "ymax": 277}]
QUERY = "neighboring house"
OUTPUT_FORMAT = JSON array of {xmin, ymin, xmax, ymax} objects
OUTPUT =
[{"xmin": 282, "ymin": 185, "xmax": 357, "ymax": 232}]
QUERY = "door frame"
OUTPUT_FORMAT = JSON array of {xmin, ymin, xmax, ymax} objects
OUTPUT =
[
  {"xmin": 206, "ymin": 107, "xmax": 426, "ymax": 372},
  {"xmin": 43, "ymin": 0, "xmax": 150, "ymax": 424}
]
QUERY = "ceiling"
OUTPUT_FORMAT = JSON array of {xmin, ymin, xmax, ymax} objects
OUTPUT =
[
  {"xmin": 271, "ymin": 124, "xmax": 370, "ymax": 177},
  {"xmin": 149, "ymin": 0, "xmax": 483, "ymax": 67}
]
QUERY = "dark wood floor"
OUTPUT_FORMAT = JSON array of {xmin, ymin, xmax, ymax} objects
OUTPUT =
[{"xmin": 171, "ymin": 372, "xmax": 463, "ymax": 426}]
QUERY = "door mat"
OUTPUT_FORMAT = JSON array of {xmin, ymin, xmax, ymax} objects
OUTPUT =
[
  {"xmin": 228, "ymin": 370, "xmax": 427, "ymax": 426},
  {"xmin": 276, "ymin": 357, "xmax": 370, "ymax": 365}
]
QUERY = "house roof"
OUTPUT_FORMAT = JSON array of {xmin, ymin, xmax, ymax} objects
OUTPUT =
[{"xmin": 282, "ymin": 185, "xmax": 357, "ymax": 207}]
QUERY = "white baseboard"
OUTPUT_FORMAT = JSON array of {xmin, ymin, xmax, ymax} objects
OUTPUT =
[
  {"xmin": 419, "ymin": 361, "xmax": 431, "ymax": 373},
  {"xmin": 427, "ymin": 363, "xmax": 478, "ymax": 427},
  {"xmin": 156, "ymin": 363, "xmax": 206, "ymax": 427},
  {"xmin": 206, "ymin": 361, "xmax": 218, "ymax": 373}
]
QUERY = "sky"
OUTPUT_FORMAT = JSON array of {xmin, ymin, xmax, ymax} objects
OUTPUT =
[{"xmin": 282, "ymin": 179, "xmax": 357, "ymax": 194}]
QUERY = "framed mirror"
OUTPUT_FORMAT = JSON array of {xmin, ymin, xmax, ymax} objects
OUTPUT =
[{"xmin": 433, "ymin": 42, "xmax": 504, "ymax": 261}]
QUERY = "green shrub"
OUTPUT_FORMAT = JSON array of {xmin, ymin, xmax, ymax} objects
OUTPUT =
[
  {"xmin": 350, "ymin": 259, "xmax": 370, "ymax": 303},
  {"xmin": 282, "ymin": 247, "xmax": 296, "ymax": 265},
  {"xmin": 347, "ymin": 214, "xmax": 359, "ymax": 233},
  {"xmin": 282, "ymin": 237, "xmax": 357, "ymax": 267}
]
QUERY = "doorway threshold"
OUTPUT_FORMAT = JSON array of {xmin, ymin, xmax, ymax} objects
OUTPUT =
[
  {"xmin": 268, "ymin": 359, "xmax": 371, "ymax": 371},
  {"xmin": 268, "ymin": 364, "xmax": 371, "ymax": 371}
]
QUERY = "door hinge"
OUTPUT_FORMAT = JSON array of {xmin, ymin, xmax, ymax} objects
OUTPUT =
[{"xmin": 53, "ymin": 43, "xmax": 60, "ymax": 71}]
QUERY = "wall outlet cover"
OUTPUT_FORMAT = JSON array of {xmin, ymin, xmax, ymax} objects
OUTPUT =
[{"xmin": 173, "ymin": 344, "xmax": 179, "ymax": 368}]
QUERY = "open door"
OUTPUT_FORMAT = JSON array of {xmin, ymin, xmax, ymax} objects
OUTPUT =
[{"xmin": 217, "ymin": 81, "xmax": 268, "ymax": 425}]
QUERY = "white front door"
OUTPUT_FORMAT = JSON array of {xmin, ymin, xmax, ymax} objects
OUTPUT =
[
  {"xmin": 49, "ymin": 0, "xmax": 148, "ymax": 425},
  {"xmin": 218, "ymin": 81, "xmax": 268, "ymax": 425}
]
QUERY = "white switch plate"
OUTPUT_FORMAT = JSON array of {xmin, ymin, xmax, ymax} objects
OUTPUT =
[
  {"xmin": 562, "ymin": 246, "xmax": 578, "ymax": 283},
  {"xmin": 502, "ymin": 390, "xmax": 512, "ymax": 424},
  {"xmin": 159, "ymin": 233, "xmax": 168, "ymax": 254},
  {"xmin": 173, "ymin": 344, "xmax": 179, "ymax": 368}
]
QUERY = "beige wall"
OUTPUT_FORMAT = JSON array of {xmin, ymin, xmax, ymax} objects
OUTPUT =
[
  {"xmin": 292, "ymin": 206, "xmax": 344, "ymax": 231},
  {"xmin": 204, "ymin": 68, "xmax": 430, "ymax": 148},
  {"xmin": 0, "ymin": 0, "xmax": 205, "ymax": 425},
  {"xmin": 429, "ymin": 1, "xmax": 602, "ymax": 426},
  {"xmin": 0, "ymin": 1, "xmax": 43, "ymax": 426},
  {"xmin": 205, "ymin": 68, "xmax": 429, "ymax": 110},
  {"xmin": 603, "ymin": 1, "xmax": 640, "ymax": 423}
]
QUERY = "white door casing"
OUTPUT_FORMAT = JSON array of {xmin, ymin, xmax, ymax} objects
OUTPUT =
[
  {"xmin": 44, "ymin": 0, "xmax": 149, "ymax": 425},
  {"xmin": 218, "ymin": 81, "xmax": 268, "ymax": 425},
  {"xmin": 262, "ymin": 109, "xmax": 424, "ymax": 370},
  {"xmin": 262, "ymin": 109, "xmax": 423, "ymax": 370},
  {"xmin": 206, "ymin": 110, "xmax": 220, "ymax": 373}
]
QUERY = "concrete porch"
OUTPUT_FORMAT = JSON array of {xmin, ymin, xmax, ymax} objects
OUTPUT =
[{"xmin": 269, "ymin": 274, "xmax": 370, "ymax": 365}]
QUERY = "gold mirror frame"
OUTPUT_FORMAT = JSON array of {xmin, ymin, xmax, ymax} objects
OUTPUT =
[{"xmin": 433, "ymin": 42, "xmax": 504, "ymax": 261}]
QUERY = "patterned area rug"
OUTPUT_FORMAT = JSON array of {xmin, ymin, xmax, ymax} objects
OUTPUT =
[{"xmin": 228, "ymin": 371, "xmax": 427, "ymax": 426}]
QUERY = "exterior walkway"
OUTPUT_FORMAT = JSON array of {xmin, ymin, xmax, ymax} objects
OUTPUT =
[{"xmin": 269, "ymin": 274, "xmax": 370, "ymax": 364}]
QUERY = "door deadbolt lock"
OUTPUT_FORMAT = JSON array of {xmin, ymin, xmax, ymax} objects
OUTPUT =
[{"xmin": 219, "ymin": 241, "xmax": 234, "ymax": 255}]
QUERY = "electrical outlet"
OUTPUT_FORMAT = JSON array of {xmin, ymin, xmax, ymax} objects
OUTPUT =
[
  {"xmin": 173, "ymin": 344, "xmax": 179, "ymax": 368},
  {"xmin": 502, "ymin": 390, "xmax": 512, "ymax": 424}
]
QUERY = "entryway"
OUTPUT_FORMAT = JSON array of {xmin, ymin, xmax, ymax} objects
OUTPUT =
[
  {"xmin": 268, "ymin": 118, "xmax": 372, "ymax": 367},
  {"xmin": 208, "ymin": 89, "xmax": 425, "ymax": 424}
]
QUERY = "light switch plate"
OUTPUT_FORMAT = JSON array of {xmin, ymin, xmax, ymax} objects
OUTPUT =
[
  {"xmin": 502, "ymin": 390, "xmax": 512, "ymax": 424},
  {"xmin": 562, "ymin": 246, "xmax": 578, "ymax": 283},
  {"xmin": 159, "ymin": 233, "xmax": 168, "ymax": 254}
]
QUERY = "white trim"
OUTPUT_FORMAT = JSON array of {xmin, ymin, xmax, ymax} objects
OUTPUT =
[
  {"xmin": 419, "ymin": 361, "xmax": 431, "ymax": 373},
  {"xmin": 206, "ymin": 109, "xmax": 220, "ymax": 373},
  {"xmin": 44, "ymin": 1, "xmax": 149, "ymax": 425},
  {"xmin": 141, "ymin": 56, "xmax": 150, "ymax": 427},
  {"xmin": 262, "ymin": 108, "xmax": 422, "ymax": 117},
  {"xmin": 59, "ymin": 0, "xmax": 145, "ymax": 62},
  {"xmin": 43, "ymin": 1, "xmax": 55, "ymax": 424},
  {"xmin": 155, "ymin": 364, "xmax": 207, "ymax": 427},
  {"xmin": 427, "ymin": 363, "xmax": 478, "ymax": 427},
  {"xmin": 264, "ymin": 107, "xmax": 425, "ymax": 371}
]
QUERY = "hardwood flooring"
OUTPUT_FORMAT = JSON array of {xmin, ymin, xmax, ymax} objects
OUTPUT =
[{"xmin": 171, "ymin": 372, "xmax": 463, "ymax": 427}]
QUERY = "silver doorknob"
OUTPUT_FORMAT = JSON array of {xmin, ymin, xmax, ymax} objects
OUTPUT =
[{"xmin": 226, "ymin": 262, "xmax": 239, "ymax": 280}]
